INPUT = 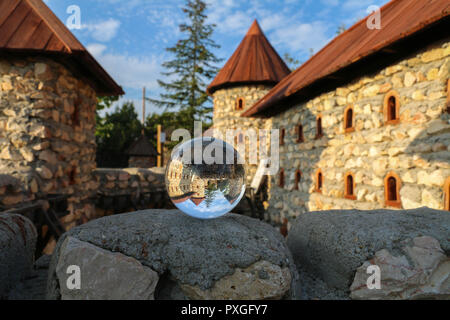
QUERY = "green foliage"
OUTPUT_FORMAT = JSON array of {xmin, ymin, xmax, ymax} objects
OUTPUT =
[
  {"xmin": 95, "ymin": 102, "xmax": 144, "ymax": 168},
  {"xmin": 144, "ymin": 109, "xmax": 212, "ymax": 151},
  {"xmin": 149, "ymin": 0, "xmax": 221, "ymax": 134},
  {"xmin": 96, "ymin": 96, "xmax": 119, "ymax": 112}
]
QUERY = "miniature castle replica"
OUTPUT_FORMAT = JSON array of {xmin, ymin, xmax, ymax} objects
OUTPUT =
[{"xmin": 210, "ymin": 0, "xmax": 450, "ymax": 229}]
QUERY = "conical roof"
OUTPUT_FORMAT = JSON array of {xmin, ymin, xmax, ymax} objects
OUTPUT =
[
  {"xmin": 207, "ymin": 20, "xmax": 290, "ymax": 95},
  {"xmin": 126, "ymin": 134, "xmax": 157, "ymax": 157},
  {"xmin": 0, "ymin": 0, "xmax": 123, "ymax": 96}
]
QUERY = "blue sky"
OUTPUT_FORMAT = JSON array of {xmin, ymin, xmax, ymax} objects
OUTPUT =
[{"xmin": 44, "ymin": 0, "xmax": 390, "ymax": 117}]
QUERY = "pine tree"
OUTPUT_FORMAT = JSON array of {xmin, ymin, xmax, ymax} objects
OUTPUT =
[{"xmin": 150, "ymin": 0, "xmax": 221, "ymax": 131}]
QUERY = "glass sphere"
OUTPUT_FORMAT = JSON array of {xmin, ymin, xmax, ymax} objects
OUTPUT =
[{"xmin": 165, "ymin": 137, "xmax": 246, "ymax": 219}]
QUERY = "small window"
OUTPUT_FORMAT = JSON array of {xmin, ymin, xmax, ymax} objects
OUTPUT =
[
  {"xmin": 384, "ymin": 172, "xmax": 402, "ymax": 208},
  {"xmin": 236, "ymin": 98, "xmax": 245, "ymax": 111},
  {"xmin": 315, "ymin": 115, "xmax": 323, "ymax": 139},
  {"xmin": 72, "ymin": 105, "xmax": 80, "ymax": 127},
  {"xmin": 445, "ymin": 177, "xmax": 450, "ymax": 211},
  {"xmin": 280, "ymin": 128, "xmax": 285, "ymax": 146},
  {"xmin": 345, "ymin": 173, "xmax": 356, "ymax": 200},
  {"xmin": 316, "ymin": 169, "xmax": 323, "ymax": 193},
  {"xmin": 384, "ymin": 91, "xmax": 400, "ymax": 125},
  {"xmin": 294, "ymin": 170, "xmax": 302, "ymax": 190},
  {"xmin": 296, "ymin": 124, "xmax": 304, "ymax": 143},
  {"xmin": 344, "ymin": 106, "xmax": 354, "ymax": 132},
  {"xmin": 279, "ymin": 169, "xmax": 285, "ymax": 188},
  {"xmin": 238, "ymin": 133, "xmax": 244, "ymax": 143},
  {"xmin": 68, "ymin": 166, "xmax": 76, "ymax": 185}
]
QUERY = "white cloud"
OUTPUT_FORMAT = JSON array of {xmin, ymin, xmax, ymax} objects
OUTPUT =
[
  {"xmin": 87, "ymin": 42, "xmax": 165, "ymax": 90},
  {"xmin": 82, "ymin": 18, "xmax": 121, "ymax": 42},
  {"xmin": 86, "ymin": 43, "xmax": 107, "ymax": 56},
  {"xmin": 271, "ymin": 21, "xmax": 330, "ymax": 54}
]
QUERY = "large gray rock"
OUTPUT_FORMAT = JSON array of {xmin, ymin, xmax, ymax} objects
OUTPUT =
[
  {"xmin": 350, "ymin": 236, "xmax": 450, "ymax": 299},
  {"xmin": 47, "ymin": 209, "xmax": 300, "ymax": 300},
  {"xmin": 0, "ymin": 213, "xmax": 37, "ymax": 298},
  {"xmin": 286, "ymin": 207, "xmax": 450, "ymax": 299},
  {"xmin": 56, "ymin": 237, "xmax": 159, "ymax": 300}
]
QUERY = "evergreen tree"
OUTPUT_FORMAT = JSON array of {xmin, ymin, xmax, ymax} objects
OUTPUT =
[
  {"xmin": 283, "ymin": 53, "xmax": 301, "ymax": 71},
  {"xmin": 149, "ymin": 0, "xmax": 221, "ymax": 132}
]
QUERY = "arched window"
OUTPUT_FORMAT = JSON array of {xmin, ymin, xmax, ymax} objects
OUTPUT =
[
  {"xmin": 384, "ymin": 172, "xmax": 402, "ymax": 208},
  {"xmin": 279, "ymin": 169, "xmax": 285, "ymax": 188},
  {"xmin": 236, "ymin": 98, "xmax": 245, "ymax": 111},
  {"xmin": 344, "ymin": 106, "xmax": 354, "ymax": 132},
  {"xmin": 316, "ymin": 169, "xmax": 323, "ymax": 193},
  {"xmin": 445, "ymin": 177, "xmax": 450, "ymax": 211},
  {"xmin": 280, "ymin": 128, "xmax": 285, "ymax": 146},
  {"xmin": 296, "ymin": 124, "xmax": 304, "ymax": 143},
  {"xmin": 384, "ymin": 91, "xmax": 400, "ymax": 125},
  {"xmin": 315, "ymin": 115, "xmax": 323, "ymax": 139},
  {"xmin": 344, "ymin": 172, "xmax": 356, "ymax": 200},
  {"xmin": 294, "ymin": 170, "xmax": 302, "ymax": 190},
  {"xmin": 234, "ymin": 132, "xmax": 243, "ymax": 145}
]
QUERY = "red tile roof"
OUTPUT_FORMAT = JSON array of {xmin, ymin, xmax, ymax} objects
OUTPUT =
[
  {"xmin": 190, "ymin": 197, "xmax": 205, "ymax": 206},
  {"xmin": 242, "ymin": 0, "xmax": 450, "ymax": 117},
  {"xmin": 207, "ymin": 20, "xmax": 291, "ymax": 95},
  {"xmin": 0, "ymin": 0, "xmax": 124, "ymax": 96}
]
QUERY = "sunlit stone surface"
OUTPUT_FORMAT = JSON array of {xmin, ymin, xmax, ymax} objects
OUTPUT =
[{"xmin": 165, "ymin": 137, "xmax": 245, "ymax": 219}]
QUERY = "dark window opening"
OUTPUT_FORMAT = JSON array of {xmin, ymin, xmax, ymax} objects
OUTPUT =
[
  {"xmin": 345, "ymin": 108, "xmax": 354, "ymax": 130},
  {"xmin": 236, "ymin": 98, "xmax": 244, "ymax": 111},
  {"xmin": 294, "ymin": 170, "xmax": 302, "ymax": 190},
  {"xmin": 296, "ymin": 125, "xmax": 304, "ymax": 143},
  {"xmin": 345, "ymin": 174, "xmax": 356, "ymax": 200},
  {"xmin": 69, "ymin": 167, "xmax": 76, "ymax": 185},
  {"xmin": 279, "ymin": 169, "xmax": 285, "ymax": 188},
  {"xmin": 388, "ymin": 96, "xmax": 397, "ymax": 121},
  {"xmin": 387, "ymin": 177, "xmax": 397, "ymax": 201},
  {"xmin": 316, "ymin": 117, "xmax": 323, "ymax": 139},
  {"xmin": 280, "ymin": 128, "xmax": 285, "ymax": 145},
  {"xmin": 72, "ymin": 99, "xmax": 81, "ymax": 127},
  {"xmin": 317, "ymin": 171, "xmax": 323, "ymax": 192}
]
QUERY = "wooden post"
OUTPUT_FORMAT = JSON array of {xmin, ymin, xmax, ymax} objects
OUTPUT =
[{"xmin": 157, "ymin": 124, "xmax": 162, "ymax": 167}]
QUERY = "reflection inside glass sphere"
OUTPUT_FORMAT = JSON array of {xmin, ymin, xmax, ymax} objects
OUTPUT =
[{"xmin": 165, "ymin": 137, "xmax": 246, "ymax": 219}]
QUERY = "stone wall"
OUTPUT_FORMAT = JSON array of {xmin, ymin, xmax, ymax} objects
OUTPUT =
[
  {"xmin": 93, "ymin": 168, "xmax": 169, "ymax": 216},
  {"xmin": 0, "ymin": 56, "xmax": 97, "ymax": 230},
  {"xmin": 268, "ymin": 40, "xmax": 450, "ymax": 229},
  {"xmin": 212, "ymin": 85, "xmax": 273, "ymax": 186}
]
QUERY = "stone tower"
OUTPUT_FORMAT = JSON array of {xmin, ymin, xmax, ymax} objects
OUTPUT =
[
  {"xmin": 0, "ymin": 0, "xmax": 122, "ymax": 229},
  {"xmin": 207, "ymin": 20, "xmax": 290, "ymax": 185}
]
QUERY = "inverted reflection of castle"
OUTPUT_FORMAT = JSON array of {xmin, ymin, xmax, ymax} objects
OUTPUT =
[{"xmin": 166, "ymin": 154, "xmax": 244, "ymax": 207}]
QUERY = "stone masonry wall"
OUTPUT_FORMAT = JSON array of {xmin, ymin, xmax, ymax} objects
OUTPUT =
[
  {"xmin": 0, "ymin": 56, "xmax": 97, "ymax": 230},
  {"xmin": 213, "ymin": 85, "xmax": 273, "ymax": 186},
  {"xmin": 268, "ymin": 40, "xmax": 450, "ymax": 229},
  {"xmin": 93, "ymin": 168, "xmax": 168, "ymax": 216}
]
